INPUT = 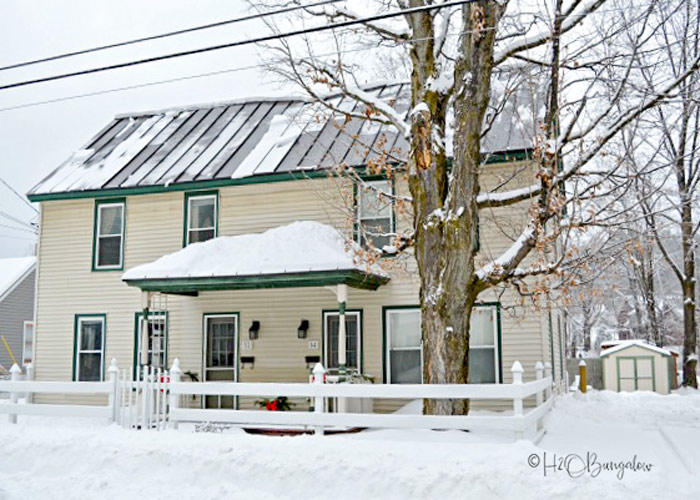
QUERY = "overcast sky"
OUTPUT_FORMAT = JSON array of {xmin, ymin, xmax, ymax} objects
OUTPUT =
[{"xmin": 0, "ymin": 0, "xmax": 295, "ymax": 258}]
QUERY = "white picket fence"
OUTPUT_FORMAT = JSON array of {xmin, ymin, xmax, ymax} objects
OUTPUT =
[{"xmin": 0, "ymin": 359, "xmax": 555, "ymax": 440}]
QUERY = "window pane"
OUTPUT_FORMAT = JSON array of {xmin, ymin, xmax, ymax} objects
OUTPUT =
[
  {"xmin": 469, "ymin": 348, "xmax": 496, "ymax": 383},
  {"xmin": 144, "ymin": 317, "xmax": 166, "ymax": 369},
  {"xmin": 389, "ymin": 310, "xmax": 421, "ymax": 348},
  {"xmin": 188, "ymin": 229, "xmax": 215, "ymax": 244},
  {"xmin": 360, "ymin": 181, "xmax": 392, "ymax": 219},
  {"xmin": 99, "ymin": 205, "xmax": 122, "ymax": 235},
  {"xmin": 390, "ymin": 350, "xmax": 421, "ymax": 384},
  {"xmin": 98, "ymin": 236, "xmax": 121, "ymax": 266},
  {"xmin": 207, "ymin": 319, "xmax": 236, "ymax": 368},
  {"xmin": 326, "ymin": 314, "xmax": 359, "ymax": 369},
  {"xmin": 190, "ymin": 197, "xmax": 215, "ymax": 230},
  {"xmin": 23, "ymin": 323, "xmax": 34, "ymax": 365},
  {"xmin": 80, "ymin": 320, "xmax": 103, "ymax": 351},
  {"xmin": 470, "ymin": 307, "xmax": 495, "ymax": 346},
  {"xmin": 78, "ymin": 353, "xmax": 101, "ymax": 381},
  {"xmin": 360, "ymin": 218, "xmax": 392, "ymax": 249}
]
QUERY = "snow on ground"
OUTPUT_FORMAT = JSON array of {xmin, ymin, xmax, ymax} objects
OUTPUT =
[{"xmin": 0, "ymin": 390, "xmax": 698, "ymax": 500}]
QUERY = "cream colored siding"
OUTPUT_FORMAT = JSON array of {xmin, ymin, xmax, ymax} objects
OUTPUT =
[{"xmin": 34, "ymin": 168, "xmax": 555, "ymax": 410}]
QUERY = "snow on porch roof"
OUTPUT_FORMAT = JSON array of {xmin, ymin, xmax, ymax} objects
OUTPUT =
[{"xmin": 122, "ymin": 221, "xmax": 389, "ymax": 293}]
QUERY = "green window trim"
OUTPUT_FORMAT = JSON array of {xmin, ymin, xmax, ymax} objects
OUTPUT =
[
  {"xmin": 321, "ymin": 308, "xmax": 364, "ymax": 374},
  {"xmin": 72, "ymin": 314, "xmax": 107, "ymax": 382},
  {"xmin": 381, "ymin": 303, "xmax": 503, "ymax": 384},
  {"xmin": 92, "ymin": 198, "xmax": 126, "ymax": 271},
  {"xmin": 132, "ymin": 311, "xmax": 169, "ymax": 378},
  {"xmin": 183, "ymin": 190, "xmax": 219, "ymax": 247},
  {"xmin": 616, "ymin": 355, "xmax": 656, "ymax": 392}
]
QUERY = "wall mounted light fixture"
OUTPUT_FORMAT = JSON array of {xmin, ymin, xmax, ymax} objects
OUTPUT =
[
  {"xmin": 297, "ymin": 319, "xmax": 309, "ymax": 339},
  {"xmin": 249, "ymin": 320, "xmax": 260, "ymax": 340}
]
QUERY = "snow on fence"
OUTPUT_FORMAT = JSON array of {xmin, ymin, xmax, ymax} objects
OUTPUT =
[{"xmin": 0, "ymin": 359, "xmax": 554, "ymax": 440}]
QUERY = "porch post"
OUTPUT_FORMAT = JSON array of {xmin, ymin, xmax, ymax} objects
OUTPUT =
[
  {"xmin": 337, "ymin": 284, "xmax": 348, "ymax": 381},
  {"xmin": 140, "ymin": 291, "xmax": 152, "ymax": 367}
]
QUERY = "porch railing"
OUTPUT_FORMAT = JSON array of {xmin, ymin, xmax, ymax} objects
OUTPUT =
[{"xmin": 0, "ymin": 359, "xmax": 554, "ymax": 441}]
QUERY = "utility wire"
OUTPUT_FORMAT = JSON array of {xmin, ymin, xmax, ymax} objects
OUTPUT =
[
  {"xmin": 0, "ymin": 210, "xmax": 36, "ymax": 231},
  {"xmin": 0, "ymin": 29, "xmax": 475, "ymax": 113},
  {"xmin": 0, "ymin": 176, "xmax": 38, "ymax": 212},
  {"xmin": 0, "ymin": 0, "xmax": 342, "ymax": 72},
  {"xmin": 0, "ymin": 222, "xmax": 37, "ymax": 234},
  {"xmin": 0, "ymin": 0, "xmax": 475, "ymax": 91}
]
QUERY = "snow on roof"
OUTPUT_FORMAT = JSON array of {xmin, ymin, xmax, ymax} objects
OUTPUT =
[
  {"xmin": 29, "ymin": 79, "xmax": 538, "ymax": 199},
  {"xmin": 122, "ymin": 221, "xmax": 386, "ymax": 282},
  {"xmin": 0, "ymin": 257, "xmax": 36, "ymax": 301},
  {"xmin": 600, "ymin": 340, "xmax": 671, "ymax": 357}
]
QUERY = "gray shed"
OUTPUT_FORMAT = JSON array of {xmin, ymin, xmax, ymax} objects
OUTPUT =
[
  {"xmin": 0, "ymin": 257, "xmax": 36, "ymax": 371},
  {"xmin": 601, "ymin": 340, "xmax": 674, "ymax": 395}
]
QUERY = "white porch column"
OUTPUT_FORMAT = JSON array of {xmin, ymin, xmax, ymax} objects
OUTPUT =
[
  {"xmin": 140, "ymin": 291, "xmax": 152, "ymax": 366},
  {"xmin": 337, "ymin": 284, "xmax": 348, "ymax": 380}
]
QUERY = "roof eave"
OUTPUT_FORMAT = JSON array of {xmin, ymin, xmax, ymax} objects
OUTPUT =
[{"xmin": 123, "ymin": 269, "xmax": 390, "ymax": 293}]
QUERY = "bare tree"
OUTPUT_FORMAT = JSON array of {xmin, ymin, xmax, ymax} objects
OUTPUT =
[{"xmin": 255, "ymin": 0, "xmax": 700, "ymax": 411}]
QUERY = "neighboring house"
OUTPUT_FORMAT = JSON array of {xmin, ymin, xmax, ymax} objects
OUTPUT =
[
  {"xmin": 0, "ymin": 257, "xmax": 36, "ymax": 372},
  {"xmin": 27, "ymin": 83, "xmax": 567, "ymax": 410}
]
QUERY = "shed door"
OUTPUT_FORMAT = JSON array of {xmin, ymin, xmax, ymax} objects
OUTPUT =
[{"xmin": 617, "ymin": 356, "xmax": 655, "ymax": 392}]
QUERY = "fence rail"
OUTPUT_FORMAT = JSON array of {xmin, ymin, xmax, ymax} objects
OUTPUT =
[{"xmin": 0, "ymin": 359, "xmax": 555, "ymax": 440}]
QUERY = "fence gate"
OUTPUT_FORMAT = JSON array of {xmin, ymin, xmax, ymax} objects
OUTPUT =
[{"xmin": 118, "ymin": 365, "xmax": 169, "ymax": 430}]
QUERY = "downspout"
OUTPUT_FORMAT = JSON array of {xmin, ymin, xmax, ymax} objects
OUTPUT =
[{"xmin": 337, "ymin": 284, "xmax": 348, "ymax": 381}]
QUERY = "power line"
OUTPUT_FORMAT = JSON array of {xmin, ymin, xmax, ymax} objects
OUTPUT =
[
  {"xmin": 0, "ymin": 210, "xmax": 35, "ymax": 231},
  {"xmin": 0, "ymin": 222, "xmax": 36, "ymax": 234},
  {"xmin": 0, "ymin": 29, "xmax": 472, "ymax": 113},
  {"xmin": 0, "ymin": 0, "xmax": 342, "ymax": 72},
  {"xmin": 0, "ymin": 0, "xmax": 475, "ymax": 91},
  {"xmin": 0, "ymin": 176, "xmax": 37, "ymax": 212}
]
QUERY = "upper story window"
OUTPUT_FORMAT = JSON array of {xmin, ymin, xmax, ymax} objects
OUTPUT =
[
  {"xmin": 185, "ymin": 192, "xmax": 217, "ymax": 246},
  {"xmin": 356, "ymin": 180, "xmax": 394, "ymax": 251},
  {"xmin": 93, "ymin": 200, "xmax": 125, "ymax": 270}
]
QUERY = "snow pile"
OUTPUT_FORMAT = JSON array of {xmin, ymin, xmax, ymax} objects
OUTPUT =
[
  {"xmin": 599, "ymin": 339, "xmax": 672, "ymax": 357},
  {"xmin": 1, "ymin": 390, "xmax": 699, "ymax": 499},
  {"xmin": 0, "ymin": 256, "xmax": 35, "ymax": 298},
  {"xmin": 123, "ymin": 221, "xmax": 385, "ymax": 281}
]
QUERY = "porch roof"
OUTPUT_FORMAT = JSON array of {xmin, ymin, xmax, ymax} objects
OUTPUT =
[{"xmin": 122, "ymin": 221, "xmax": 389, "ymax": 294}]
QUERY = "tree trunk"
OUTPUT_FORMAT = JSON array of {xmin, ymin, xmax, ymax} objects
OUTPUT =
[
  {"xmin": 406, "ymin": 1, "xmax": 503, "ymax": 415},
  {"xmin": 680, "ymin": 199, "xmax": 697, "ymax": 387}
]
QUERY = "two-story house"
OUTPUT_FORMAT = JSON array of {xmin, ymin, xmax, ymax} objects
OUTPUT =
[{"xmin": 26, "ymin": 83, "xmax": 566, "ymax": 411}]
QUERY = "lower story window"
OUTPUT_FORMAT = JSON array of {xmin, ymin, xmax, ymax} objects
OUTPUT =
[
  {"xmin": 74, "ymin": 315, "xmax": 105, "ymax": 381},
  {"xmin": 384, "ymin": 305, "xmax": 501, "ymax": 384},
  {"xmin": 135, "ymin": 313, "xmax": 168, "ymax": 370},
  {"xmin": 22, "ymin": 321, "xmax": 34, "ymax": 366},
  {"xmin": 323, "ymin": 311, "xmax": 361, "ymax": 372}
]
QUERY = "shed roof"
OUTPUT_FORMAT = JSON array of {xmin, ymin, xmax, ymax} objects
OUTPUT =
[
  {"xmin": 0, "ymin": 257, "xmax": 36, "ymax": 302},
  {"xmin": 600, "ymin": 340, "xmax": 671, "ymax": 358},
  {"xmin": 28, "ymin": 81, "xmax": 538, "ymax": 200}
]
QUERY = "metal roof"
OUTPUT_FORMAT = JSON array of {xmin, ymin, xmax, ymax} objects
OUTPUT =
[{"xmin": 29, "ymin": 81, "xmax": 535, "ymax": 198}]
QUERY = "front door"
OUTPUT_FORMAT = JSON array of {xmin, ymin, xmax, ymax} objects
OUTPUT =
[{"xmin": 203, "ymin": 314, "xmax": 238, "ymax": 409}]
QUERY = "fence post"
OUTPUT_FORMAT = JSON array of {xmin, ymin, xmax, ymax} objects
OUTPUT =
[
  {"xmin": 544, "ymin": 362, "xmax": 553, "ymax": 400},
  {"xmin": 9, "ymin": 364, "xmax": 21, "ymax": 424},
  {"xmin": 511, "ymin": 361, "xmax": 524, "ymax": 416},
  {"xmin": 107, "ymin": 358, "xmax": 119, "ymax": 424},
  {"xmin": 535, "ymin": 361, "xmax": 544, "ymax": 407},
  {"xmin": 312, "ymin": 363, "xmax": 326, "ymax": 437},
  {"xmin": 578, "ymin": 360, "xmax": 587, "ymax": 394},
  {"xmin": 25, "ymin": 363, "xmax": 34, "ymax": 404},
  {"xmin": 169, "ymin": 359, "xmax": 181, "ymax": 430}
]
